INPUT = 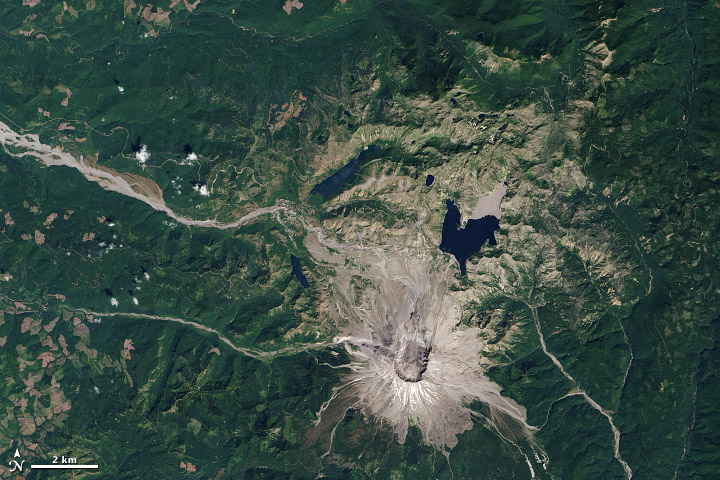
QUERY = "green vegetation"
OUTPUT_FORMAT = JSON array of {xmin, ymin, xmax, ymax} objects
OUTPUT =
[{"xmin": 0, "ymin": 0, "xmax": 718, "ymax": 478}]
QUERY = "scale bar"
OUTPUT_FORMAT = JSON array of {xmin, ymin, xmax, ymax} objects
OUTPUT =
[{"xmin": 31, "ymin": 465, "xmax": 98, "ymax": 469}]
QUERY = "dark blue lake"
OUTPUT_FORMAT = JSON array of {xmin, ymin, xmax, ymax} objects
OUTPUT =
[
  {"xmin": 310, "ymin": 145, "xmax": 381, "ymax": 200},
  {"xmin": 426, "ymin": 174, "xmax": 435, "ymax": 187},
  {"xmin": 439, "ymin": 199, "xmax": 499, "ymax": 275},
  {"xmin": 290, "ymin": 254, "xmax": 309, "ymax": 288}
]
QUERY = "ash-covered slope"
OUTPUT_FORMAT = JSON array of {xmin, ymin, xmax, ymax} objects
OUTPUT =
[{"xmin": 306, "ymin": 186, "xmax": 540, "ymax": 463}]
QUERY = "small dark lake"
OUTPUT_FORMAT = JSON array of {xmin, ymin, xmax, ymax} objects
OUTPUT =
[
  {"xmin": 439, "ymin": 199, "xmax": 500, "ymax": 275},
  {"xmin": 425, "ymin": 174, "xmax": 435, "ymax": 187},
  {"xmin": 310, "ymin": 145, "xmax": 381, "ymax": 200},
  {"xmin": 290, "ymin": 254, "xmax": 309, "ymax": 288}
]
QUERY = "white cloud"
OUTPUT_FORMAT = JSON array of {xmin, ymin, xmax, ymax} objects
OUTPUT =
[
  {"xmin": 118, "ymin": 86, "xmax": 124, "ymax": 93},
  {"xmin": 94, "ymin": 386, "xmax": 100, "ymax": 394},
  {"xmin": 135, "ymin": 145, "xmax": 150, "ymax": 164},
  {"xmin": 132, "ymin": 297, "xmax": 139, "ymax": 305},
  {"xmin": 193, "ymin": 184, "xmax": 209, "ymax": 196},
  {"xmin": 143, "ymin": 272, "xmax": 150, "ymax": 280},
  {"xmin": 110, "ymin": 297, "xmax": 119, "ymax": 307},
  {"xmin": 180, "ymin": 153, "xmax": 198, "ymax": 166}
]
